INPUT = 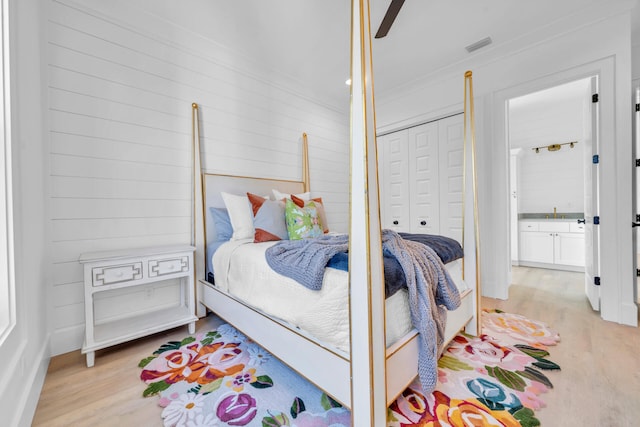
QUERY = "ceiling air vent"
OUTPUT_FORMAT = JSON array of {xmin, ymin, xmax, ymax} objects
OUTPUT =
[{"xmin": 465, "ymin": 36, "xmax": 492, "ymax": 53}]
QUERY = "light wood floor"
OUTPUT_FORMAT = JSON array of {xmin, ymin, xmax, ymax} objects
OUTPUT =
[
  {"xmin": 33, "ymin": 267, "xmax": 640, "ymax": 426},
  {"xmin": 486, "ymin": 267, "xmax": 640, "ymax": 427}
]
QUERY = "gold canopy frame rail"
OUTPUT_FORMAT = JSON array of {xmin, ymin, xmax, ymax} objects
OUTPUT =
[
  {"xmin": 191, "ymin": 102, "xmax": 206, "ymax": 317},
  {"xmin": 463, "ymin": 71, "xmax": 482, "ymax": 335},
  {"xmin": 190, "ymin": 101, "xmax": 311, "ymax": 299}
]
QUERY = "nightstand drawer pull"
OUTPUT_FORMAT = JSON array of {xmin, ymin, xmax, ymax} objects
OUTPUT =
[
  {"xmin": 93, "ymin": 263, "xmax": 142, "ymax": 286},
  {"xmin": 149, "ymin": 257, "xmax": 189, "ymax": 277}
]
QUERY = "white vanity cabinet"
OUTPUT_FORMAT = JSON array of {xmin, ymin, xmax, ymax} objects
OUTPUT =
[
  {"xmin": 79, "ymin": 245, "xmax": 198, "ymax": 367},
  {"xmin": 518, "ymin": 220, "xmax": 584, "ymax": 270}
]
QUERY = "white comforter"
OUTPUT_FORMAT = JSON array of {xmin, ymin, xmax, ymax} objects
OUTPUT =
[{"xmin": 213, "ymin": 239, "xmax": 466, "ymax": 353}]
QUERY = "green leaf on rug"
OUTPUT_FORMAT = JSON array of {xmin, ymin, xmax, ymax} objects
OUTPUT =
[
  {"xmin": 262, "ymin": 412, "xmax": 290, "ymax": 427},
  {"xmin": 320, "ymin": 393, "xmax": 342, "ymax": 410},
  {"xmin": 512, "ymin": 407, "xmax": 541, "ymax": 427},
  {"xmin": 138, "ymin": 356, "xmax": 156, "ymax": 368},
  {"xmin": 438, "ymin": 354, "xmax": 474, "ymax": 371},
  {"xmin": 180, "ymin": 336, "xmax": 196, "ymax": 346},
  {"xmin": 153, "ymin": 341, "xmax": 183, "ymax": 355},
  {"xmin": 201, "ymin": 331, "xmax": 222, "ymax": 345},
  {"xmin": 290, "ymin": 397, "xmax": 306, "ymax": 418},
  {"xmin": 487, "ymin": 366, "xmax": 527, "ymax": 392},
  {"xmin": 387, "ymin": 408, "xmax": 399, "ymax": 422},
  {"xmin": 514, "ymin": 344, "xmax": 550, "ymax": 359},
  {"xmin": 251, "ymin": 375, "xmax": 274, "ymax": 389},
  {"xmin": 532, "ymin": 358, "xmax": 561, "ymax": 371},
  {"xmin": 200, "ymin": 378, "xmax": 223, "ymax": 394},
  {"xmin": 516, "ymin": 366, "xmax": 553, "ymax": 389},
  {"xmin": 142, "ymin": 380, "xmax": 170, "ymax": 397}
]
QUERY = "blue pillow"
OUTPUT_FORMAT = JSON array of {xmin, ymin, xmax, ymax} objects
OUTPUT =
[{"xmin": 209, "ymin": 207, "xmax": 232, "ymax": 242}]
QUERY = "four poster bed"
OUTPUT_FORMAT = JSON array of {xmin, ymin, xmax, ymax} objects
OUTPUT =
[
  {"xmin": 193, "ymin": 132, "xmax": 479, "ymax": 408},
  {"xmin": 190, "ymin": 6, "xmax": 481, "ymax": 417}
]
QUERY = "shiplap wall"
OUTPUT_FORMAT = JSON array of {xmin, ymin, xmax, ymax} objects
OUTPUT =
[
  {"xmin": 509, "ymin": 89, "xmax": 587, "ymax": 214},
  {"xmin": 516, "ymin": 148, "xmax": 584, "ymax": 213},
  {"xmin": 47, "ymin": 0, "xmax": 350, "ymax": 355}
]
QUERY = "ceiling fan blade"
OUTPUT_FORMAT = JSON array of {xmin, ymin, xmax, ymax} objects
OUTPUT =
[{"xmin": 375, "ymin": 0, "xmax": 405, "ymax": 39}]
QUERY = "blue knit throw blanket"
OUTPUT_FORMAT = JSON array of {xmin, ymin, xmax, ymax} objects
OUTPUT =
[
  {"xmin": 265, "ymin": 229, "xmax": 461, "ymax": 393},
  {"xmin": 381, "ymin": 229, "xmax": 461, "ymax": 393},
  {"xmin": 265, "ymin": 233, "xmax": 349, "ymax": 290}
]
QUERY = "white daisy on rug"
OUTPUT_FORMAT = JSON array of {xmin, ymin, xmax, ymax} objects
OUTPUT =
[{"xmin": 161, "ymin": 392, "xmax": 207, "ymax": 427}]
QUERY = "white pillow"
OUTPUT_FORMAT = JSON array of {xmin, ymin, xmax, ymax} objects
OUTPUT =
[
  {"xmin": 221, "ymin": 192, "xmax": 254, "ymax": 240},
  {"xmin": 272, "ymin": 189, "xmax": 311, "ymax": 202}
]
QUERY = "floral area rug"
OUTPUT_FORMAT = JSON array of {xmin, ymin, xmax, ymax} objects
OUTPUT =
[{"xmin": 139, "ymin": 309, "xmax": 559, "ymax": 426}]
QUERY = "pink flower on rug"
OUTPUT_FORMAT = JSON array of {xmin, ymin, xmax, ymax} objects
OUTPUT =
[
  {"xmin": 431, "ymin": 391, "xmax": 521, "ymax": 427},
  {"xmin": 193, "ymin": 342, "xmax": 248, "ymax": 385},
  {"xmin": 141, "ymin": 342, "xmax": 247, "ymax": 386},
  {"xmin": 449, "ymin": 336, "xmax": 532, "ymax": 371},
  {"xmin": 483, "ymin": 310, "xmax": 560, "ymax": 349},
  {"xmin": 387, "ymin": 387, "xmax": 431, "ymax": 424},
  {"xmin": 158, "ymin": 392, "xmax": 181, "ymax": 408},
  {"xmin": 513, "ymin": 386, "xmax": 546, "ymax": 410},
  {"xmin": 216, "ymin": 392, "xmax": 257, "ymax": 426},
  {"xmin": 141, "ymin": 343, "xmax": 202, "ymax": 384}
]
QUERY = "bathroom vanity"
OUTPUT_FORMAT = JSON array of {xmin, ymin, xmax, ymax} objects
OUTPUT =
[{"xmin": 517, "ymin": 218, "xmax": 585, "ymax": 271}]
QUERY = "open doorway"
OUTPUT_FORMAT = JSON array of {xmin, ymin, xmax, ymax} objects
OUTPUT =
[{"xmin": 507, "ymin": 77, "xmax": 594, "ymax": 299}]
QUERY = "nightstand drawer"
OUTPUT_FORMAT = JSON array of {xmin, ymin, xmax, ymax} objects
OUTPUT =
[
  {"xmin": 149, "ymin": 256, "xmax": 189, "ymax": 277},
  {"xmin": 92, "ymin": 262, "xmax": 143, "ymax": 287}
]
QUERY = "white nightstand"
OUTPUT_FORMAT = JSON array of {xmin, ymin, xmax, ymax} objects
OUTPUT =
[{"xmin": 79, "ymin": 245, "xmax": 198, "ymax": 367}]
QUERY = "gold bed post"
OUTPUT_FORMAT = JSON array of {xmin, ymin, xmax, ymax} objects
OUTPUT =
[
  {"xmin": 191, "ymin": 102, "xmax": 206, "ymax": 317},
  {"xmin": 463, "ymin": 71, "xmax": 482, "ymax": 335},
  {"xmin": 349, "ymin": 0, "xmax": 387, "ymax": 425},
  {"xmin": 302, "ymin": 133, "xmax": 310, "ymax": 192}
]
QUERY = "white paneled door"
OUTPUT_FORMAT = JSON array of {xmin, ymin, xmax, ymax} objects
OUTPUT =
[
  {"xmin": 377, "ymin": 114, "xmax": 464, "ymax": 239},
  {"xmin": 408, "ymin": 121, "xmax": 439, "ymax": 234},
  {"xmin": 438, "ymin": 115, "xmax": 465, "ymax": 243},
  {"xmin": 378, "ymin": 130, "xmax": 410, "ymax": 232},
  {"xmin": 584, "ymin": 76, "xmax": 600, "ymax": 311}
]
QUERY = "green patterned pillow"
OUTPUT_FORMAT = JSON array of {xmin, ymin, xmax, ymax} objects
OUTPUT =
[{"xmin": 285, "ymin": 198, "xmax": 323, "ymax": 240}]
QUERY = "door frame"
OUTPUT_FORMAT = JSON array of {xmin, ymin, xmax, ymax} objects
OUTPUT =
[{"xmin": 492, "ymin": 57, "xmax": 637, "ymax": 325}]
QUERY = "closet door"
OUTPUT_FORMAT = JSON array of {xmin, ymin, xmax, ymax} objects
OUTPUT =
[
  {"xmin": 408, "ymin": 122, "xmax": 439, "ymax": 234},
  {"xmin": 378, "ymin": 130, "xmax": 410, "ymax": 232},
  {"xmin": 437, "ymin": 114, "xmax": 464, "ymax": 243}
]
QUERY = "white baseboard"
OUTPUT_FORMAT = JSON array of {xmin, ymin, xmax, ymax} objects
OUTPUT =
[
  {"xmin": 50, "ymin": 325, "xmax": 84, "ymax": 356},
  {"xmin": 8, "ymin": 334, "xmax": 51, "ymax": 427}
]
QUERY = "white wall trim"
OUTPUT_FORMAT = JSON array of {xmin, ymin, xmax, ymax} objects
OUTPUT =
[
  {"xmin": 13, "ymin": 338, "xmax": 50, "ymax": 427},
  {"xmin": 493, "ymin": 57, "xmax": 635, "ymax": 324}
]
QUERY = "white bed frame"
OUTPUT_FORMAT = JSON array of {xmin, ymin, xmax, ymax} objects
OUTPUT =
[
  {"xmin": 191, "ymin": 2, "xmax": 480, "ymax": 422},
  {"xmin": 196, "ymin": 170, "xmax": 477, "ymax": 408}
]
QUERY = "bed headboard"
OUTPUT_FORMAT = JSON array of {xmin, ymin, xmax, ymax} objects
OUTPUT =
[
  {"xmin": 200, "ymin": 133, "xmax": 310, "ymax": 281},
  {"xmin": 203, "ymin": 174, "xmax": 306, "ymax": 280}
]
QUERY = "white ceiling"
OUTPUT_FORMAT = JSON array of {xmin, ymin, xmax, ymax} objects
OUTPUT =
[
  {"xmin": 508, "ymin": 78, "xmax": 591, "ymax": 150},
  {"xmin": 133, "ymin": 0, "xmax": 638, "ymax": 111},
  {"xmin": 369, "ymin": 0, "xmax": 633, "ymax": 92}
]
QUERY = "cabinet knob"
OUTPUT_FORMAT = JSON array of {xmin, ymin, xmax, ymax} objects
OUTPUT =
[
  {"xmin": 420, "ymin": 220, "xmax": 427, "ymax": 226},
  {"xmin": 393, "ymin": 220, "xmax": 399, "ymax": 225}
]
